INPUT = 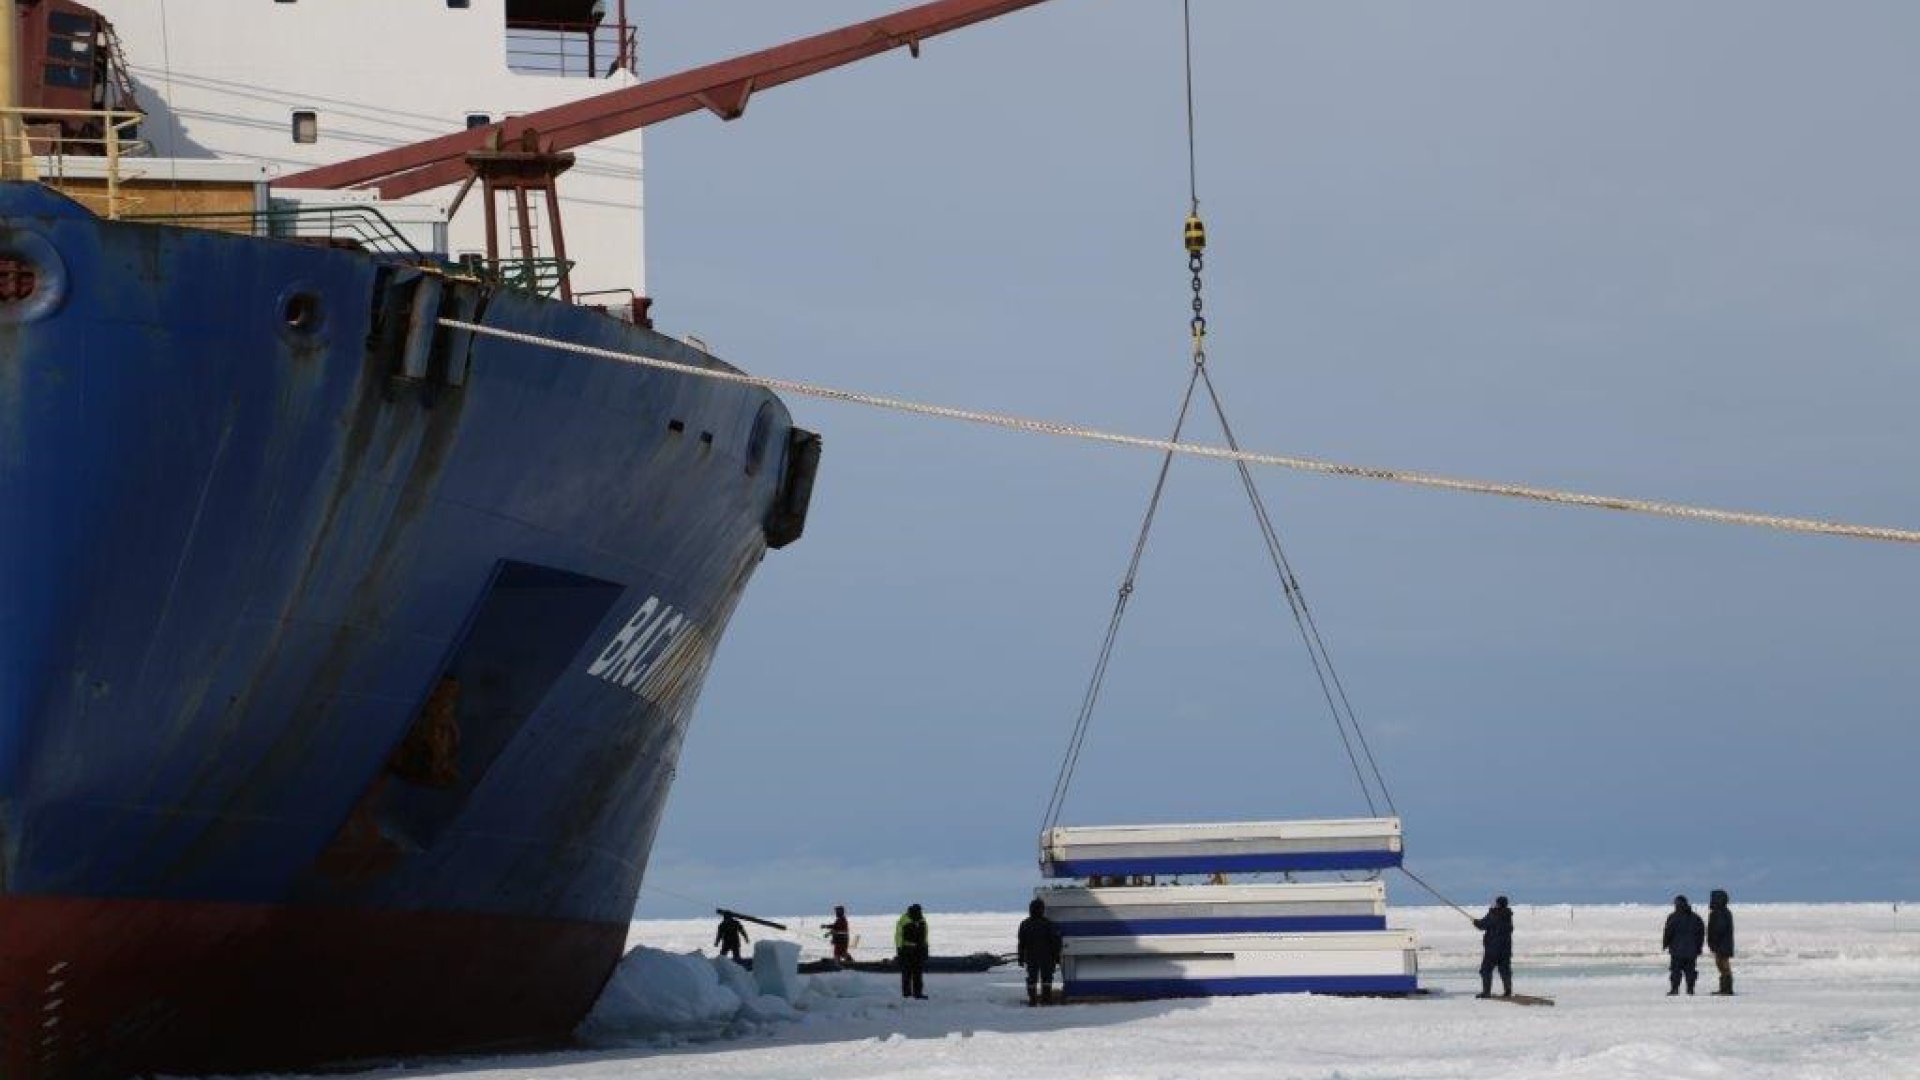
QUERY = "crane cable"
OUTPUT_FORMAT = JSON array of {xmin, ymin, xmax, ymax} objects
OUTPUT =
[
  {"xmin": 1177, "ymin": 0, "xmax": 1394, "ymax": 816},
  {"xmin": 1040, "ymin": 367, "xmax": 1202, "ymax": 835},
  {"xmin": 1042, "ymin": 0, "xmax": 1220, "ymax": 835},
  {"xmin": 1045, "ymin": 0, "xmax": 1395, "ymax": 829},
  {"xmin": 1196, "ymin": 362, "xmax": 1397, "ymax": 816}
]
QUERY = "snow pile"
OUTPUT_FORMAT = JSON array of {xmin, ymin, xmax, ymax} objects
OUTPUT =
[
  {"xmin": 578, "ymin": 946, "xmax": 816, "ymax": 1043},
  {"xmin": 709, "ymin": 951, "xmax": 761, "ymax": 1003},
  {"xmin": 805, "ymin": 968, "xmax": 873, "ymax": 999}
]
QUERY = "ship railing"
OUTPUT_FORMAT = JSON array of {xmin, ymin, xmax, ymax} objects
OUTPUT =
[
  {"xmin": 506, "ymin": 18, "xmax": 638, "ymax": 79},
  {"xmin": 0, "ymin": 106, "xmax": 149, "ymax": 219},
  {"xmin": 124, "ymin": 205, "xmax": 428, "ymax": 259},
  {"xmin": 458, "ymin": 254, "xmax": 578, "ymax": 298}
]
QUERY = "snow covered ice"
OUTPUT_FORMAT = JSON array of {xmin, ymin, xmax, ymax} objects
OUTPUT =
[{"xmin": 332, "ymin": 903, "xmax": 1919, "ymax": 1079}]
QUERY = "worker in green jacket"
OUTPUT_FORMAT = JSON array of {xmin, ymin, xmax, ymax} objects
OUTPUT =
[{"xmin": 895, "ymin": 903, "xmax": 929, "ymax": 999}]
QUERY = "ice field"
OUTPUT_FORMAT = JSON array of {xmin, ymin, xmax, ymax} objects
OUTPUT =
[{"xmin": 336, "ymin": 903, "xmax": 1919, "ymax": 1080}]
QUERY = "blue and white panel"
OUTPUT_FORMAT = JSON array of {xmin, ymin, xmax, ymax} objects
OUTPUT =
[
  {"xmin": 1061, "ymin": 930, "xmax": 1420, "ymax": 998},
  {"xmin": 1040, "ymin": 881, "xmax": 1388, "ymax": 937},
  {"xmin": 1040, "ymin": 817, "xmax": 1403, "ymax": 878}
]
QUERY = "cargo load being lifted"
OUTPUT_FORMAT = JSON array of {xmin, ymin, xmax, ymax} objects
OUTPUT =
[
  {"xmin": 1040, "ymin": 880, "xmax": 1390, "ymax": 937},
  {"xmin": 1058, "ymin": 927, "xmax": 1420, "ymax": 999},
  {"xmin": 1039, "ymin": 817, "xmax": 1405, "ymax": 879},
  {"xmin": 1028, "ymin": 1, "xmax": 1420, "ymax": 1003},
  {"xmin": 1035, "ymin": 837, "xmax": 1421, "ymax": 999}
]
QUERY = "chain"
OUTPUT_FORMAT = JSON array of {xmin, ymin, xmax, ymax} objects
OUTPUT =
[
  {"xmin": 1185, "ymin": 209, "xmax": 1209, "ymax": 362},
  {"xmin": 1182, "ymin": 0, "xmax": 1207, "ymax": 362},
  {"xmin": 1190, "ymin": 249, "xmax": 1205, "ymax": 355}
]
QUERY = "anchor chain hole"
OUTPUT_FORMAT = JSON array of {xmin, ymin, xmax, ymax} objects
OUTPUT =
[{"xmin": 283, "ymin": 291, "xmax": 323, "ymax": 332}]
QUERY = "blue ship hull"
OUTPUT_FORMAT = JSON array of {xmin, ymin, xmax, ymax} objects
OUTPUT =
[{"xmin": 0, "ymin": 184, "xmax": 817, "ymax": 1077}]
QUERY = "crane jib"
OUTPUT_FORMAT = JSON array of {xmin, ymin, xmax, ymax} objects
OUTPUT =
[{"xmin": 277, "ymin": 0, "xmax": 1060, "ymax": 200}]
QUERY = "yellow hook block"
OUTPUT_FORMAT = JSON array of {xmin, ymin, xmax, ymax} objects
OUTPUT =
[{"xmin": 1184, "ymin": 213, "xmax": 1207, "ymax": 254}]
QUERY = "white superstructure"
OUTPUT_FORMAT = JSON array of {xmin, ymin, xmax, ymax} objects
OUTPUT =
[{"xmin": 87, "ymin": 0, "xmax": 646, "ymax": 296}]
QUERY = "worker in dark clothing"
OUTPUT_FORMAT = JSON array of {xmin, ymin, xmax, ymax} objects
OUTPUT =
[
  {"xmin": 895, "ymin": 903, "xmax": 929, "ymax": 999},
  {"xmin": 1663, "ymin": 894, "xmax": 1706, "ymax": 995},
  {"xmin": 1016, "ymin": 898, "xmax": 1065, "ymax": 1006},
  {"xmin": 1707, "ymin": 889, "xmax": 1736, "ymax": 996},
  {"xmin": 821, "ymin": 905, "xmax": 853, "ymax": 965},
  {"xmin": 1472, "ymin": 895, "xmax": 1514, "ymax": 998},
  {"xmin": 714, "ymin": 911, "xmax": 750, "ymax": 962}
]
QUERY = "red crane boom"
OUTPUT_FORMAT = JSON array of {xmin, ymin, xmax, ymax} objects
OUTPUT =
[{"xmin": 280, "ymin": 0, "xmax": 1058, "ymax": 200}]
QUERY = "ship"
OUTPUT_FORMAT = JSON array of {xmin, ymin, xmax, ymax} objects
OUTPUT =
[{"xmin": 0, "ymin": 1, "xmax": 1048, "ymax": 1076}]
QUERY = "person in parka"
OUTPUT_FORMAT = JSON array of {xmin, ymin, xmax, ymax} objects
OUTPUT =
[
  {"xmin": 714, "ymin": 912, "xmax": 750, "ymax": 962},
  {"xmin": 895, "ymin": 903, "xmax": 929, "ymax": 999},
  {"xmin": 1707, "ymin": 889, "xmax": 1736, "ymax": 996},
  {"xmin": 822, "ymin": 905, "xmax": 853, "ymax": 965},
  {"xmin": 1016, "ymin": 898, "xmax": 1065, "ymax": 1006},
  {"xmin": 1662, "ymin": 894, "xmax": 1707, "ymax": 995},
  {"xmin": 1472, "ymin": 896, "xmax": 1514, "ymax": 998}
]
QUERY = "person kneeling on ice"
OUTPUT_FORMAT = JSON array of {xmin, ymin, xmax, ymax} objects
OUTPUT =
[
  {"xmin": 1708, "ymin": 889, "xmax": 1736, "ymax": 996},
  {"xmin": 896, "ymin": 903, "xmax": 929, "ymax": 999},
  {"xmin": 1472, "ymin": 896, "xmax": 1514, "ymax": 998},
  {"xmin": 1017, "ymin": 898, "xmax": 1065, "ymax": 1006},
  {"xmin": 714, "ymin": 911, "xmax": 750, "ymax": 962},
  {"xmin": 1663, "ymin": 894, "xmax": 1706, "ymax": 996}
]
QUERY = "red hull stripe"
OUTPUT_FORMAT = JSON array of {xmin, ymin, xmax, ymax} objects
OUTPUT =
[{"xmin": 0, "ymin": 896, "xmax": 626, "ymax": 1079}]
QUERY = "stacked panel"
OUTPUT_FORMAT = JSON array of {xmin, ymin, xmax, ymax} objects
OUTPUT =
[
  {"xmin": 1040, "ymin": 817, "xmax": 1404, "ymax": 878},
  {"xmin": 1037, "ymin": 819, "xmax": 1419, "ymax": 998}
]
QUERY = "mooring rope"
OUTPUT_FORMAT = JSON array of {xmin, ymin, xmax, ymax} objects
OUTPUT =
[{"xmin": 437, "ymin": 318, "xmax": 1920, "ymax": 547}]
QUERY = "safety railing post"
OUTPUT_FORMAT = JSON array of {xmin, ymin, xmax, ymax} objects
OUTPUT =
[{"xmin": 105, "ymin": 119, "xmax": 120, "ymax": 218}]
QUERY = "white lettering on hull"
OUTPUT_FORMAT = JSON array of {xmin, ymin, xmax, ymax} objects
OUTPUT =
[{"xmin": 587, "ymin": 596, "xmax": 705, "ymax": 701}]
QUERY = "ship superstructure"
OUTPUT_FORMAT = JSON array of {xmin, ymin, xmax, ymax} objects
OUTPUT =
[{"xmin": 86, "ymin": 0, "xmax": 650, "ymax": 295}]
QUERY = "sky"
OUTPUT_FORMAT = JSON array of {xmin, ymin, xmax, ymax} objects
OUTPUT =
[{"xmin": 627, "ymin": 1, "xmax": 1920, "ymax": 918}]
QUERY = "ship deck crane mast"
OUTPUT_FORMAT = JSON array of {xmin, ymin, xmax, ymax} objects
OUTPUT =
[{"xmin": 280, "ymin": 0, "xmax": 1059, "ymax": 299}]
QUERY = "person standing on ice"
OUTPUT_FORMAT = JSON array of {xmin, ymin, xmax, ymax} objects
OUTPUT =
[
  {"xmin": 895, "ymin": 903, "xmax": 930, "ymax": 999},
  {"xmin": 822, "ymin": 905, "xmax": 853, "ymax": 964},
  {"xmin": 1017, "ymin": 898, "xmax": 1065, "ymax": 1006},
  {"xmin": 714, "ymin": 912, "xmax": 750, "ymax": 962},
  {"xmin": 1472, "ymin": 896, "xmax": 1514, "ymax": 998},
  {"xmin": 1663, "ymin": 894, "xmax": 1707, "ymax": 995},
  {"xmin": 1707, "ymin": 889, "xmax": 1736, "ymax": 996}
]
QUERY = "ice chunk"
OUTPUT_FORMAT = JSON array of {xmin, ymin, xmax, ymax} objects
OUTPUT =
[
  {"xmin": 578, "ymin": 947, "xmax": 742, "ymax": 1039},
  {"xmin": 752, "ymin": 939, "xmax": 806, "ymax": 1002},
  {"xmin": 739, "ymin": 993, "xmax": 802, "ymax": 1022},
  {"xmin": 712, "ymin": 954, "xmax": 760, "ymax": 1002}
]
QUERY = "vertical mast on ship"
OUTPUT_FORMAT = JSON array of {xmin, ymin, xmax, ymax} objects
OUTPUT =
[{"xmin": 0, "ymin": 1, "xmax": 35, "ymax": 180}]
